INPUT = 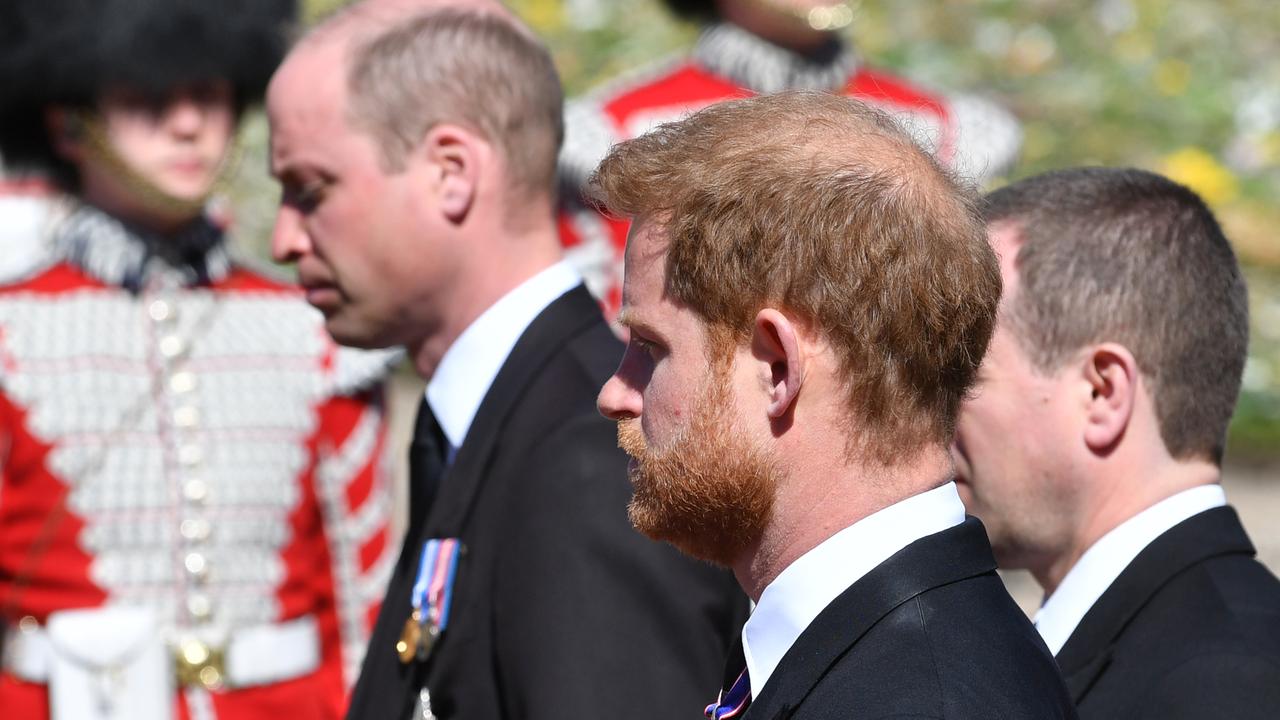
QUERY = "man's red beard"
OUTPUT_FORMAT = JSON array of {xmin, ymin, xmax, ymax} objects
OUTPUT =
[{"xmin": 616, "ymin": 373, "xmax": 779, "ymax": 567}]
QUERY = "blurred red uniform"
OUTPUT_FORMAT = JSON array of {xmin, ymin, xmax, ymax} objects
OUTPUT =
[
  {"xmin": 559, "ymin": 19, "xmax": 1022, "ymax": 317},
  {"xmin": 0, "ymin": 186, "xmax": 397, "ymax": 720}
]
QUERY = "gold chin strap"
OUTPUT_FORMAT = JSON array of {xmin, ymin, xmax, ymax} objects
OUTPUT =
[
  {"xmin": 751, "ymin": 0, "xmax": 858, "ymax": 32},
  {"xmin": 75, "ymin": 110, "xmax": 238, "ymax": 223}
]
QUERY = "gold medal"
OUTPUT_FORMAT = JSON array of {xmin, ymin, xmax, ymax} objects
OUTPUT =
[{"xmin": 397, "ymin": 609, "xmax": 423, "ymax": 664}]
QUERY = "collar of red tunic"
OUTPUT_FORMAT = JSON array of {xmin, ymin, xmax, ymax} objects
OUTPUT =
[
  {"xmin": 48, "ymin": 201, "xmax": 232, "ymax": 293},
  {"xmin": 691, "ymin": 22, "xmax": 859, "ymax": 95}
]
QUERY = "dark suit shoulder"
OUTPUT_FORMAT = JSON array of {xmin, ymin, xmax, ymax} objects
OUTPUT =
[
  {"xmin": 919, "ymin": 575, "xmax": 1076, "ymax": 719},
  {"xmin": 1134, "ymin": 650, "xmax": 1280, "ymax": 719},
  {"xmin": 1079, "ymin": 553, "xmax": 1280, "ymax": 718},
  {"xmin": 1143, "ymin": 552, "xmax": 1280, "ymax": 654},
  {"xmin": 1068, "ymin": 508, "xmax": 1280, "ymax": 719},
  {"xmin": 797, "ymin": 574, "xmax": 1075, "ymax": 719}
]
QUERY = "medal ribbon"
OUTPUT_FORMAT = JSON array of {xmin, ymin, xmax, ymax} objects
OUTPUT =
[
  {"xmin": 411, "ymin": 538, "xmax": 462, "ymax": 631},
  {"xmin": 704, "ymin": 668, "xmax": 751, "ymax": 719}
]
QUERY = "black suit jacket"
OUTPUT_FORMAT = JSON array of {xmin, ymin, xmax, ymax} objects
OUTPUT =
[
  {"xmin": 1056, "ymin": 506, "xmax": 1280, "ymax": 719},
  {"xmin": 742, "ymin": 517, "xmax": 1076, "ymax": 720},
  {"xmin": 347, "ymin": 285, "xmax": 748, "ymax": 720}
]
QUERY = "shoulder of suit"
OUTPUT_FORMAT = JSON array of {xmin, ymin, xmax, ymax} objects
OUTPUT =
[
  {"xmin": 1135, "ymin": 649, "xmax": 1280, "ymax": 718},
  {"xmin": 1142, "ymin": 548, "xmax": 1280, "ymax": 636},
  {"xmin": 910, "ymin": 577, "xmax": 1076, "ymax": 713}
]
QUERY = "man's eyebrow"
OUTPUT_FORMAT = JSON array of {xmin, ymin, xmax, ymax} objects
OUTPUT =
[
  {"xmin": 616, "ymin": 310, "xmax": 668, "ymax": 343},
  {"xmin": 616, "ymin": 309, "xmax": 652, "ymax": 335}
]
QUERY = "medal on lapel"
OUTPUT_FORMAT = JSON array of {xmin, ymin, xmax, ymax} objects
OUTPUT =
[
  {"xmin": 397, "ymin": 610, "xmax": 422, "ymax": 663},
  {"xmin": 398, "ymin": 538, "xmax": 463, "ymax": 665}
]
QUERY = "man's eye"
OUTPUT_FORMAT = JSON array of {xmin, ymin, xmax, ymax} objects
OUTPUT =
[
  {"xmin": 285, "ymin": 182, "xmax": 326, "ymax": 212},
  {"xmin": 632, "ymin": 336, "xmax": 662, "ymax": 359}
]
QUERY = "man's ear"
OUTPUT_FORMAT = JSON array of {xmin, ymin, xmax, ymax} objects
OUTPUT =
[
  {"xmin": 751, "ymin": 308, "xmax": 804, "ymax": 420},
  {"xmin": 44, "ymin": 108, "xmax": 85, "ymax": 163},
  {"xmin": 419, "ymin": 123, "xmax": 481, "ymax": 223},
  {"xmin": 1080, "ymin": 343, "xmax": 1139, "ymax": 454}
]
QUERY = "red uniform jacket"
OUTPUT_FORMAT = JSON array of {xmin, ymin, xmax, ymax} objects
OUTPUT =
[
  {"xmin": 0, "ymin": 196, "xmax": 397, "ymax": 720},
  {"xmin": 558, "ymin": 23, "xmax": 1023, "ymax": 317}
]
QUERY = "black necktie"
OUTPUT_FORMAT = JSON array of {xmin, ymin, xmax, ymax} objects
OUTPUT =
[{"xmin": 409, "ymin": 397, "xmax": 448, "ymax": 527}]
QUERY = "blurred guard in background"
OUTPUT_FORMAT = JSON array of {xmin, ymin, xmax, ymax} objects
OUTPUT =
[
  {"xmin": 558, "ymin": 0, "xmax": 1024, "ymax": 317},
  {"xmin": 0, "ymin": 2, "xmax": 397, "ymax": 719}
]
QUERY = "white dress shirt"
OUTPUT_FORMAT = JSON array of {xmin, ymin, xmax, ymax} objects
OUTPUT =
[
  {"xmin": 425, "ymin": 260, "xmax": 582, "ymax": 462},
  {"xmin": 742, "ymin": 482, "xmax": 967, "ymax": 697},
  {"xmin": 1034, "ymin": 484, "xmax": 1228, "ymax": 655}
]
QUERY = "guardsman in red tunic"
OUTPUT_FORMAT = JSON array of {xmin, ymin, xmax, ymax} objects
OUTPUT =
[
  {"xmin": 0, "ymin": 2, "xmax": 396, "ymax": 719},
  {"xmin": 559, "ymin": 0, "xmax": 1023, "ymax": 317}
]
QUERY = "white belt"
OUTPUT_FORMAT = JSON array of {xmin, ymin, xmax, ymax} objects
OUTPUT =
[{"xmin": 2, "ymin": 613, "xmax": 321, "ymax": 690}]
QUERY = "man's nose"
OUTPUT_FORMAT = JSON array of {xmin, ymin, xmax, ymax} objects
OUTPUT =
[
  {"xmin": 270, "ymin": 206, "xmax": 310, "ymax": 263},
  {"xmin": 597, "ymin": 371, "xmax": 641, "ymax": 421}
]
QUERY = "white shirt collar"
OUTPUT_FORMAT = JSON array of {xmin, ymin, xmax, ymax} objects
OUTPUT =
[
  {"xmin": 425, "ymin": 260, "xmax": 581, "ymax": 460},
  {"xmin": 742, "ymin": 482, "xmax": 966, "ymax": 697},
  {"xmin": 1034, "ymin": 484, "xmax": 1227, "ymax": 656}
]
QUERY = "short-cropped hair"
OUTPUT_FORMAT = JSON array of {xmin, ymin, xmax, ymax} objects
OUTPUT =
[
  {"xmin": 592, "ymin": 91, "xmax": 1001, "ymax": 463},
  {"xmin": 345, "ymin": 7, "xmax": 563, "ymax": 198},
  {"xmin": 984, "ymin": 167, "xmax": 1249, "ymax": 465}
]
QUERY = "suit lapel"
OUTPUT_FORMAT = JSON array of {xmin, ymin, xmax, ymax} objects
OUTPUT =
[
  {"xmin": 1056, "ymin": 506, "xmax": 1256, "ymax": 703},
  {"xmin": 352, "ymin": 285, "xmax": 606, "ymax": 720},
  {"xmin": 421, "ymin": 284, "xmax": 604, "ymax": 537},
  {"xmin": 1061, "ymin": 646, "xmax": 1113, "ymax": 703},
  {"xmin": 746, "ymin": 517, "xmax": 998, "ymax": 719}
]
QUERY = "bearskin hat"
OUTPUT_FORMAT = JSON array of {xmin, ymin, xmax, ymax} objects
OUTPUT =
[
  {"xmin": 0, "ymin": 0, "xmax": 297, "ymax": 181},
  {"xmin": 663, "ymin": 0, "xmax": 719, "ymax": 22}
]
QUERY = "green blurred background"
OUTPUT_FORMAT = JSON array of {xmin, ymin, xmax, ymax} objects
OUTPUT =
[{"xmin": 228, "ymin": 0, "xmax": 1280, "ymax": 457}]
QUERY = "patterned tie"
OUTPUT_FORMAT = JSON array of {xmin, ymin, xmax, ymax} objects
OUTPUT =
[
  {"xmin": 408, "ymin": 397, "xmax": 448, "ymax": 525},
  {"xmin": 705, "ymin": 667, "xmax": 751, "ymax": 719}
]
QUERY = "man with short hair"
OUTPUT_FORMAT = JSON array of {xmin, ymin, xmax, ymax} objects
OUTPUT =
[
  {"xmin": 267, "ymin": 4, "xmax": 746, "ymax": 720},
  {"xmin": 594, "ymin": 90, "xmax": 1075, "ymax": 719},
  {"xmin": 953, "ymin": 166, "xmax": 1280, "ymax": 718}
]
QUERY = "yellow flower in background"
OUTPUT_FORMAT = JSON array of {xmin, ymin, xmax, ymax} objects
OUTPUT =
[
  {"xmin": 1154, "ymin": 59, "xmax": 1191, "ymax": 96},
  {"xmin": 1114, "ymin": 31, "xmax": 1153, "ymax": 63},
  {"xmin": 1263, "ymin": 132, "xmax": 1280, "ymax": 166},
  {"xmin": 510, "ymin": 0, "xmax": 563, "ymax": 33},
  {"xmin": 1161, "ymin": 147, "xmax": 1240, "ymax": 206}
]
